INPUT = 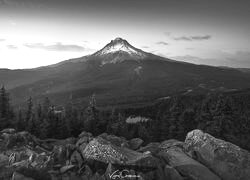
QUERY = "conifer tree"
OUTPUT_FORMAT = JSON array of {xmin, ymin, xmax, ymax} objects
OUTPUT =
[
  {"xmin": 39, "ymin": 97, "xmax": 52, "ymax": 138},
  {"xmin": 168, "ymin": 97, "xmax": 183, "ymax": 139},
  {"xmin": 84, "ymin": 94, "xmax": 99, "ymax": 134},
  {"xmin": 16, "ymin": 109, "xmax": 24, "ymax": 131},
  {"xmin": 0, "ymin": 86, "xmax": 11, "ymax": 129},
  {"xmin": 26, "ymin": 97, "xmax": 36, "ymax": 134}
]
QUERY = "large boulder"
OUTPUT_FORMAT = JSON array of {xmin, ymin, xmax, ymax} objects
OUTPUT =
[
  {"xmin": 76, "ymin": 132, "xmax": 94, "ymax": 155},
  {"xmin": 137, "ymin": 142, "xmax": 161, "ymax": 155},
  {"xmin": 80, "ymin": 164, "xmax": 93, "ymax": 178},
  {"xmin": 76, "ymin": 136, "xmax": 92, "ymax": 154},
  {"xmin": 78, "ymin": 131, "xmax": 93, "ymax": 139},
  {"xmin": 76, "ymin": 136, "xmax": 90, "ymax": 147},
  {"xmin": 11, "ymin": 172, "xmax": 34, "ymax": 180},
  {"xmin": 164, "ymin": 165, "xmax": 184, "ymax": 180},
  {"xmin": 15, "ymin": 166, "xmax": 51, "ymax": 180},
  {"xmin": 158, "ymin": 145, "xmax": 220, "ymax": 180},
  {"xmin": 49, "ymin": 137, "xmax": 77, "ymax": 146},
  {"xmin": 129, "ymin": 138, "xmax": 144, "ymax": 150},
  {"xmin": 70, "ymin": 150, "xmax": 83, "ymax": 167},
  {"xmin": 185, "ymin": 129, "xmax": 250, "ymax": 180},
  {"xmin": 159, "ymin": 139, "xmax": 185, "ymax": 150},
  {"xmin": 82, "ymin": 137, "xmax": 159, "ymax": 168},
  {"xmin": 98, "ymin": 133, "xmax": 129, "ymax": 148}
]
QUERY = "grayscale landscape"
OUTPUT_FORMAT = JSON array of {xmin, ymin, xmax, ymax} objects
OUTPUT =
[{"xmin": 0, "ymin": 0, "xmax": 250, "ymax": 179}]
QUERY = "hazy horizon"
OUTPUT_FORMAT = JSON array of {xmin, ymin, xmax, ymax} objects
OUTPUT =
[{"xmin": 0, "ymin": 0, "xmax": 250, "ymax": 69}]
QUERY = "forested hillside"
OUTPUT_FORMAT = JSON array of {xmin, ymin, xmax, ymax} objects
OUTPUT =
[{"xmin": 1, "ymin": 86, "xmax": 250, "ymax": 150}]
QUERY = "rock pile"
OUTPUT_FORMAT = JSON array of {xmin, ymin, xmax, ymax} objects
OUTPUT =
[{"xmin": 0, "ymin": 128, "xmax": 249, "ymax": 180}]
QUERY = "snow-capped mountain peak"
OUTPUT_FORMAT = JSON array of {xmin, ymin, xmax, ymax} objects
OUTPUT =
[
  {"xmin": 91, "ymin": 37, "xmax": 148, "ymax": 64},
  {"xmin": 99, "ymin": 38, "xmax": 138, "ymax": 54}
]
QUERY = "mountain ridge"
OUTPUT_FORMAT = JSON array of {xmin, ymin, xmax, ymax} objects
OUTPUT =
[{"xmin": 1, "ymin": 38, "xmax": 250, "ymax": 107}]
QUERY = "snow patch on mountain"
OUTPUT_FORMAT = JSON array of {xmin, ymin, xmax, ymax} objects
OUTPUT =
[
  {"xmin": 99, "ymin": 41, "xmax": 138, "ymax": 55},
  {"xmin": 134, "ymin": 66, "xmax": 143, "ymax": 75},
  {"xmin": 92, "ymin": 38, "xmax": 148, "ymax": 64}
]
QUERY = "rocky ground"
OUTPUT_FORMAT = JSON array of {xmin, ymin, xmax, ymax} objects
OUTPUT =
[{"xmin": 0, "ymin": 128, "xmax": 249, "ymax": 180}]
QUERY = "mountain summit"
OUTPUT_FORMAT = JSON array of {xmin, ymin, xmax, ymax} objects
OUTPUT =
[
  {"xmin": 91, "ymin": 37, "xmax": 149, "ymax": 64},
  {"xmin": 2, "ymin": 38, "xmax": 250, "ymax": 108}
]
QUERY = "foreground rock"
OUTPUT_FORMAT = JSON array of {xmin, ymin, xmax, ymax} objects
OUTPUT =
[
  {"xmin": 1, "ymin": 128, "xmax": 250, "ymax": 180},
  {"xmin": 185, "ymin": 129, "xmax": 250, "ymax": 180},
  {"xmin": 158, "ymin": 139, "xmax": 220, "ymax": 180},
  {"xmin": 164, "ymin": 165, "xmax": 183, "ymax": 180},
  {"xmin": 98, "ymin": 133, "xmax": 129, "ymax": 148},
  {"xmin": 82, "ymin": 137, "xmax": 159, "ymax": 168},
  {"xmin": 12, "ymin": 172, "xmax": 35, "ymax": 180},
  {"xmin": 129, "ymin": 138, "xmax": 144, "ymax": 150},
  {"xmin": 138, "ymin": 142, "xmax": 161, "ymax": 155}
]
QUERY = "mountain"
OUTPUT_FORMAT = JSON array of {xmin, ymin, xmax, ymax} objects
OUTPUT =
[
  {"xmin": 1, "ymin": 37, "xmax": 250, "ymax": 108},
  {"xmin": 92, "ymin": 37, "xmax": 149, "ymax": 64}
]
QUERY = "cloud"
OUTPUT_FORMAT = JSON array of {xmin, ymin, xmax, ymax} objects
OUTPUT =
[
  {"xmin": 0, "ymin": 0, "xmax": 24, "ymax": 6},
  {"xmin": 7, "ymin": 45, "xmax": 18, "ymax": 49},
  {"xmin": 171, "ymin": 50, "xmax": 250, "ymax": 68},
  {"xmin": 156, "ymin": 41, "xmax": 169, "ymax": 46},
  {"xmin": 9, "ymin": 20, "xmax": 17, "ymax": 26},
  {"xmin": 170, "ymin": 55, "xmax": 221, "ymax": 66},
  {"xmin": 0, "ymin": 39, "xmax": 5, "ymax": 42},
  {"xmin": 24, "ymin": 42, "xmax": 86, "ymax": 52},
  {"xmin": 234, "ymin": 51, "xmax": 250, "ymax": 58},
  {"xmin": 0, "ymin": 0, "xmax": 45, "ymax": 9},
  {"xmin": 186, "ymin": 48, "xmax": 194, "ymax": 50},
  {"xmin": 164, "ymin": 32, "xmax": 171, "ymax": 36},
  {"xmin": 0, "ymin": 0, "xmax": 7, "ymax": 5},
  {"xmin": 173, "ymin": 35, "xmax": 211, "ymax": 41}
]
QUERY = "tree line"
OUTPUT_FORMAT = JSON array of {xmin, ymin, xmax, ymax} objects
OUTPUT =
[{"xmin": 0, "ymin": 86, "xmax": 250, "ymax": 150}]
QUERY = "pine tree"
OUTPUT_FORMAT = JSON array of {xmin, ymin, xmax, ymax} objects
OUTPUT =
[
  {"xmin": 197, "ymin": 95, "xmax": 214, "ymax": 133},
  {"xmin": 180, "ymin": 108, "xmax": 197, "ymax": 135},
  {"xmin": 42, "ymin": 97, "xmax": 51, "ymax": 114},
  {"xmin": 57, "ymin": 117, "xmax": 70, "ymax": 138},
  {"xmin": 106, "ymin": 108, "xmax": 116, "ymax": 134},
  {"xmin": 84, "ymin": 94, "xmax": 99, "ymax": 135},
  {"xmin": 0, "ymin": 86, "xmax": 11, "ymax": 129},
  {"xmin": 39, "ymin": 97, "xmax": 52, "ymax": 138},
  {"xmin": 214, "ymin": 96, "xmax": 234, "ymax": 138},
  {"xmin": 16, "ymin": 109, "xmax": 24, "ymax": 131},
  {"xmin": 168, "ymin": 97, "xmax": 183, "ymax": 139},
  {"xmin": 40, "ymin": 118, "xmax": 50, "ymax": 139},
  {"xmin": 25, "ymin": 97, "xmax": 36, "ymax": 134},
  {"xmin": 37, "ymin": 103, "xmax": 42, "ymax": 120}
]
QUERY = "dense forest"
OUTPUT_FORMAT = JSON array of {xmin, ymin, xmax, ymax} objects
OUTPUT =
[{"xmin": 0, "ymin": 85, "xmax": 250, "ymax": 150}]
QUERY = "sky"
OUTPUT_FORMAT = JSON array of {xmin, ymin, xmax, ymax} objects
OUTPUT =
[{"xmin": 0, "ymin": 0, "xmax": 250, "ymax": 69}]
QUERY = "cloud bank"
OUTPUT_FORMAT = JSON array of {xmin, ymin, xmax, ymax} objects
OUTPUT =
[
  {"xmin": 24, "ymin": 42, "xmax": 86, "ymax": 52},
  {"xmin": 156, "ymin": 41, "xmax": 169, "ymax": 45},
  {"xmin": 7, "ymin": 45, "xmax": 18, "ymax": 49},
  {"xmin": 171, "ymin": 50, "xmax": 250, "ymax": 68},
  {"xmin": 173, "ymin": 35, "xmax": 211, "ymax": 41}
]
